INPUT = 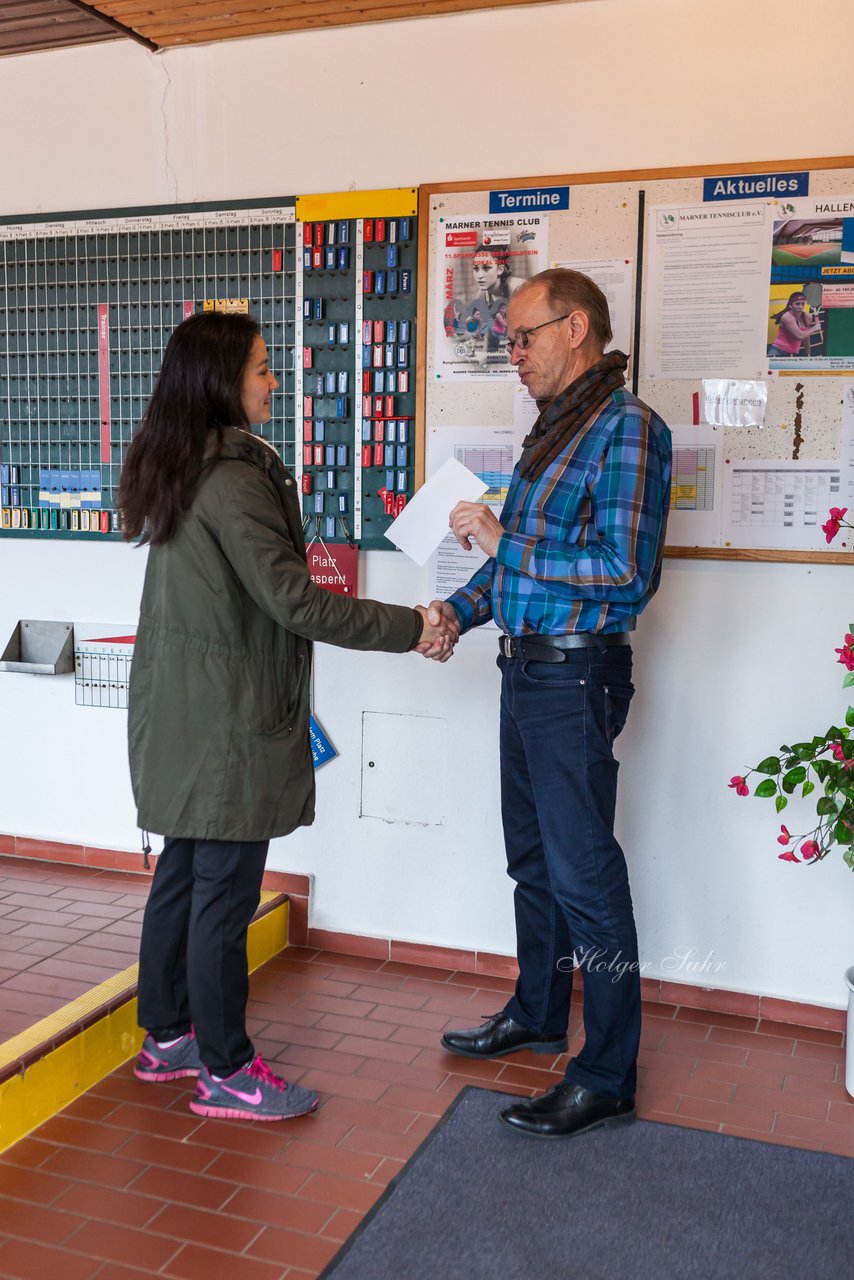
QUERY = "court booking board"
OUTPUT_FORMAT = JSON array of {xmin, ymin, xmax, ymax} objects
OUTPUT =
[{"xmin": 0, "ymin": 188, "xmax": 418, "ymax": 549}]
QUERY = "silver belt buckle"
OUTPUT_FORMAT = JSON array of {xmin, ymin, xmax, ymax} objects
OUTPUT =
[{"xmin": 500, "ymin": 634, "xmax": 513, "ymax": 658}]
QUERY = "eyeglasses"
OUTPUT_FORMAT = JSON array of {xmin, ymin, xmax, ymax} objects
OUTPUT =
[{"xmin": 503, "ymin": 313, "xmax": 571, "ymax": 356}]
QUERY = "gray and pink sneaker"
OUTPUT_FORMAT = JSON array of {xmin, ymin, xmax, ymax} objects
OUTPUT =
[
  {"xmin": 189, "ymin": 1053, "xmax": 318, "ymax": 1122},
  {"xmin": 134, "ymin": 1030, "xmax": 202, "ymax": 1082}
]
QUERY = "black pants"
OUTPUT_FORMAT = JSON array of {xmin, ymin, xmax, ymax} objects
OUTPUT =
[{"xmin": 137, "ymin": 836, "xmax": 269, "ymax": 1076}]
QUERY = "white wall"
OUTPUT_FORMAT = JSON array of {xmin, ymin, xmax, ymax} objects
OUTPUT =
[{"xmin": 1, "ymin": 0, "xmax": 853, "ymax": 1007}]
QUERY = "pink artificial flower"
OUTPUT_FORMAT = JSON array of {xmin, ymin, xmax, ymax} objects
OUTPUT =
[
  {"xmin": 835, "ymin": 633, "xmax": 854, "ymax": 670},
  {"xmin": 822, "ymin": 507, "xmax": 847, "ymax": 543},
  {"xmin": 728, "ymin": 775, "xmax": 749, "ymax": 796},
  {"xmin": 778, "ymin": 849, "xmax": 800, "ymax": 862},
  {"xmin": 830, "ymin": 742, "xmax": 854, "ymax": 769},
  {"xmin": 800, "ymin": 840, "xmax": 819, "ymax": 860},
  {"xmin": 777, "ymin": 825, "xmax": 791, "ymax": 845}
]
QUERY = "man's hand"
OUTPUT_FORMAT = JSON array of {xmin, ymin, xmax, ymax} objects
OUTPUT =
[
  {"xmin": 414, "ymin": 600, "xmax": 460, "ymax": 662},
  {"xmin": 449, "ymin": 501, "xmax": 505, "ymax": 558}
]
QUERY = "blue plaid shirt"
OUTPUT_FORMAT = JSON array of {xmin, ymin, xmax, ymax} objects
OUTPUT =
[{"xmin": 447, "ymin": 388, "xmax": 672, "ymax": 636}]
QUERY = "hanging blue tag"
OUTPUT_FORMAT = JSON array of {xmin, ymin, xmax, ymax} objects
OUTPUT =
[{"xmin": 310, "ymin": 714, "xmax": 338, "ymax": 769}]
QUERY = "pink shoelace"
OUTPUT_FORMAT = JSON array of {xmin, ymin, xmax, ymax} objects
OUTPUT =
[{"xmin": 245, "ymin": 1054, "xmax": 289, "ymax": 1092}]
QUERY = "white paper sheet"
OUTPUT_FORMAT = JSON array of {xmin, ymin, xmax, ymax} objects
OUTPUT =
[
  {"xmin": 840, "ymin": 383, "xmax": 854, "ymax": 516},
  {"xmin": 722, "ymin": 458, "xmax": 842, "ymax": 550},
  {"xmin": 424, "ymin": 424, "xmax": 528, "ymax": 609},
  {"xmin": 644, "ymin": 202, "xmax": 770, "ymax": 379},
  {"xmin": 667, "ymin": 423, "xmax": 725, "ymax": 547},
  {"xmin": 384, "ymin": 457, "xmax": 487, "ymax": 565},
  {"xmin": 701, "ymin": 379, "xmax": 768, "ymax": 427},
  {"xmin": 555, "ymin": 256, "xmax": 634, "ymax": 356}
]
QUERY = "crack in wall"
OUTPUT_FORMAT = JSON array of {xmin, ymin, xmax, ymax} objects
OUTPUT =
[{"xmin": 158, "ymin": 55, "xmax": 178, "ymax": 204}]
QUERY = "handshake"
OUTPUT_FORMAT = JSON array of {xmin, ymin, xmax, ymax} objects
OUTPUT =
[
  {"xmin": 407, "ymin": 500, "xmax": 506, "ymax": 663},
  {"xmin": 413, "ymin": 601, "xmax": 460, "ymax": 663}
]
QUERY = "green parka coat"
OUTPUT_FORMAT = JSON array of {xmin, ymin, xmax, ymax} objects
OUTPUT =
[{"xmin": 128, "ymin": 427, "xmax": 422, "ymax": 841}]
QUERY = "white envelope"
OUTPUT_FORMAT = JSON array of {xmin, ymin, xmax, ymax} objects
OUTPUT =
[{"xmin": 384, "ymin": 457, "xmax": 488, "ymax": 566}]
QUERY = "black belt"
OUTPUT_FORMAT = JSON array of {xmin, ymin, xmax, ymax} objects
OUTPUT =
[{"xmin": 499, "ymin": 633, "xmax": 631, "ymax": 662}]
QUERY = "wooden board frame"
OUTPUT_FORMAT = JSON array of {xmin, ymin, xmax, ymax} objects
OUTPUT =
[{"xmin": 416, "ymin": 156, "xmax": 854, "ymax": 564}]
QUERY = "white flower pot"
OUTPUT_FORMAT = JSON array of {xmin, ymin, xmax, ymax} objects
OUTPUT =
[{"xmin": 846, "ymin": 966, "xmax": 854, "ymax": 1098}]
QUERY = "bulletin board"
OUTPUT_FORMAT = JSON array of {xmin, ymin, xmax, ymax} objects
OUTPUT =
[
  {"xmin": 417, "ymin": 156, "xmax": 854, "ymax": 564},
  {"xmin": 0, "ymin": 188, "xmax": 418, "ymax": 549}
]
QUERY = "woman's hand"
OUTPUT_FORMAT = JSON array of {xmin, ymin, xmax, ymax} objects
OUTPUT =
[{"xmin": 414, "ymin": 602, "xmax": 460, "ymax": 662}]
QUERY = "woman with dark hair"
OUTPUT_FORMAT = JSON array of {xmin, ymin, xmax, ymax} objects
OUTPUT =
[
  {"xmin": 768, "ymin": 291, "xmax": 822, "ymax": 358},
  {"xmin": 123, "ymin": 311, "xmax": 452, "ymax": 1122}
]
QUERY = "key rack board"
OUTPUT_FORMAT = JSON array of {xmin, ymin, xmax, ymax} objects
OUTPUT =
[{"xmin": 0, "ymin": 188, "xmax": 418, "ymax": 549}]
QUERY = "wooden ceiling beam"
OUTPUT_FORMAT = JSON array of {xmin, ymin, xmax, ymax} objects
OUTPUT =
[
  {"xmin": 64, "ymin": 0, "xmax": 159, "ymax": 48},
  {"xmin": 95, "ymin": 0, "xmax": 566, "ymax": 45},
  {"xmin": 0, "ymin": 0, "xmax": 570, "ymax": 56}
]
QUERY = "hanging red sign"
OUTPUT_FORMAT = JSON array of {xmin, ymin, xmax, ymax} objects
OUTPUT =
[{"xmin": 306, "ymin": 541, "xmax": 359, "ymax": 597}]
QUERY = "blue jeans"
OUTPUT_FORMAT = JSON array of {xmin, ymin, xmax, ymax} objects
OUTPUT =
[{"xmin": 499, "ymin": 646, "xmax": 640, "ymax": 1098}]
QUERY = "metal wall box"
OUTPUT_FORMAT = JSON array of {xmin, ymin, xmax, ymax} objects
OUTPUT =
[{"xmin": 0, "ymin": 620, "xmax": 74, "ymax": 675}]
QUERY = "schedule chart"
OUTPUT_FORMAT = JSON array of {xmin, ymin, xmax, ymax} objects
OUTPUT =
[
  {"xmin": 672, "ymin": 445, "xmax": 716, "ymax": 510},
  {"xmin": 729, "ymin": 465, "xmax": 841, "ymax": 528},
  {"xmin": 0, "ymin": 190, "xmax": 417, "ymax": 548}
]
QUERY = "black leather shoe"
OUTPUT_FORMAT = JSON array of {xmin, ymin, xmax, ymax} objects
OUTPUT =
[
  {"xmin": 441, "ymin": 1012, "xmax": 568, "ymax": 1060},
  {"xmin": 499, "ymin": 1081, "xmax": 636, "ymax": 1138}
]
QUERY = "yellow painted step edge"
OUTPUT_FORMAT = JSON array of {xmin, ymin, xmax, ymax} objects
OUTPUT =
[{"xmin": 0, "ymin": 891, "xmax": 288, "ymax": 1154}]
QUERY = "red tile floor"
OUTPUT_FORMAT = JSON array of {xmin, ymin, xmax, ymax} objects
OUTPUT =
[
  {"xmin": 0, "ymin": 857, "xmax": 149, "ymax": 1037},
  {"xmin": 0, "ymin": 856, "xmax": 852, "ymax": 1279}
]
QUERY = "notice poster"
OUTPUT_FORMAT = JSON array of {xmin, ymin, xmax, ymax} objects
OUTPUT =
[
  {"xmin": 555, "ymin": 256, "xmax": 634, "ymax": 357},
  {"xmin": 722, "ymin": 459, "xmax": 842, "ymax": 550},
  {"xmin": 766, "ymin": 196, "xmax": 854, "ymax": 371},
  {"xmin": 425, "ymin": 424, "xmax": 527, "ymax": 608},
  {"xmin": 839, "ymin": 383, "xmax": 854, "ymax": 518},
  {"xmin": 433, "ymin": 213, "xmax": 548, "ymax": 381},
  {"xmin": 666, "ymin": 424, "xmax": 725, "ymax": 547},
  {"xmin": 644, "ymin": 203, "xmax": 770, "ymax": 379}
]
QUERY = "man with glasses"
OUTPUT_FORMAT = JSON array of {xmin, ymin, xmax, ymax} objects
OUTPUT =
[{"xmin": 425, "ymin": 269, "xmax": 671, "ymax": 1139}]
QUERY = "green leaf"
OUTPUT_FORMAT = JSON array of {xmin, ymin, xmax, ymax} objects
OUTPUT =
[
  {"xmin": 813, "ymin": 759, "xmax": 832, "ymax": 782},
  {"xmin": 802, "ymin": 780, "xmax": 815, "ymax": 798},
  {"xmin": 844, "ymin": 847, "xmax": 854, "ymax": 871},
  {"xmin": 754, "ymin": 779, "xmax": 778, "ymax": 798},
  {"xmin": 844, "ymin": 672, "xmax": 854, "ymax": 688},
  {"xmin": 791, "ymin": 743, "xmax": 815, "ymax": 761},
  {"xmin": 834, "ymin": 820, "xmax": 853, "ymax": 845},
  {"xmin": 846, "ymin": 707, "xmax": 854, "ymax": 728},
  {"xmin": 775, "ymin": 795, "xmax": 788, "ymax": 813},
  {"xmin": 755, "ymin": 756, "xmax": 782, "ymax": 775},
  {"xmin": 816, "ymin": 796, "xmax": 838, "ymax": 816},
  {"xmin": 782, "ymin": 766, "xmax": 807, "ymax": 793}
]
